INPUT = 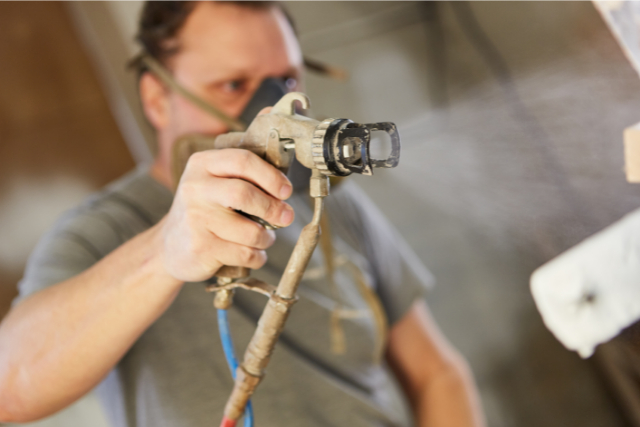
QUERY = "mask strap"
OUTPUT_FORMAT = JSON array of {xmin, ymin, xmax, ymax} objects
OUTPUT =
[{"xmin": 140, "ymin": 55, "xmax": 247, "ymax": 132}]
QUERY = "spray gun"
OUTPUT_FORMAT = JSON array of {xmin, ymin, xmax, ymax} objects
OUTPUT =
[{"xmin": 171, "ymin": 92, "xmax": 399, "ymax": 426}]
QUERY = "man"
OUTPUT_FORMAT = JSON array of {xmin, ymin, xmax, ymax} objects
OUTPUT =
[{"xmin": 0, "ymin": 2, "xmax": 485, "ymax": 426}]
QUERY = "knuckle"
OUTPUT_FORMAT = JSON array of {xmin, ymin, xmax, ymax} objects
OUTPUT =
[
  {"xmin": 238, "ymin": 151, "xmax": 254, "ymax": 175},
  {"xmin": 220, "ymin": 181, "xmax": 239, "ymax": 207},
  {"xmin": 237, "ymin": 245, "xmax": 256, "ymax": 265},
  {"xmin": 238, "ymin": 148, "xmax": 254, "ymax": 163},
  {"xmin": 184, "ymin": 210, "xmax": 201, "ymax": 232},
  {"xmin": 186, "ymin": 151, "xmax": 206, "ymax": 170},
  {"xmin": 245, "ymin": 222, "xmax": 265, "ymax": 247},
  {"xmin": 269, "ymin": 168, "xmax": 286, "ymax": 187},
  {"xmin": 265, "ymin": 199, "xmax": 283, "ymax": 221},
  {"xmin": 228, "ymin": 149, "xmax": 251, "ymax": 171},
  {"xmin": 189, "ymin": 232, "xmax": 207, "ymax": 258},
  {"xmin": 227, "ymin": 181, "xmax": 251, "ymax": 208},
  {"xmin": 178, "ymin": 180, "xmax": 199, "ymax": 200},
  {"xmin": 263, "ymin": 201, "xmax": 278, "ymax": 223}
]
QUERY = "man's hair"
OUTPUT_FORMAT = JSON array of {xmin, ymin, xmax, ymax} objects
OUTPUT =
[{"xmin": 132, "ymin": 1, "xmax": 294, "ymax": 76}]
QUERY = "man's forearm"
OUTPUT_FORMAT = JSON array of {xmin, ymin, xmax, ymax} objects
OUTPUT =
[
  {"xmin": 414, "ymin": 356, "xmax": 485, "ymax": 427},
  {"xmin": 387, "ymin": 301, "xmax": 486, "ymax": 427},
  {"xmin": 0, "ymin": 219, "xmax": 183, "ymax": 423}
]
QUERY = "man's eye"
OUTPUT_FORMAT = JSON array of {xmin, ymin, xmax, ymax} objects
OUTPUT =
[{"xmin": 222, "ymin": 80, "xmax": 245, "ymax": 93}]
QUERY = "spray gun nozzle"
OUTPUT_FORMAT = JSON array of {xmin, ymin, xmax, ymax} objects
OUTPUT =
[{"xmin": 313, "ymin": 119, "xmax": 400, "ymax": 177}]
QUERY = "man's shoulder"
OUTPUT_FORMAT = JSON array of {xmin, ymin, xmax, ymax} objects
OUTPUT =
[
  {"xmin": 55, "ymin": 166, "xmax": 172, "ymax": 251},
  {"xmin": 15, "ymin": 168, "xmax": 173, "ymax": 302},
  {"xmin": 87, "ymin": 166, "xmax": 173, "ymax": 225}
]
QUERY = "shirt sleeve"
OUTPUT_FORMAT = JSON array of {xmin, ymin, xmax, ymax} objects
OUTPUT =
[
  {"xmin": 13, "ymin": 206, "xmax": 122, "ymax": 306},
  {"xmin": 326, "ymin": 180, "xmax": 434, "ymax": 326}
]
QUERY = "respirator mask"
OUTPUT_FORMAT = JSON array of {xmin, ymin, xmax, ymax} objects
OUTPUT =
[{"xmin": 140, "ymin": 54, "xmax": 310, "ymax": 189}]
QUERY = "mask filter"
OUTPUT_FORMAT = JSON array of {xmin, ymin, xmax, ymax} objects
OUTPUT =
[
  {"xmin": 239, "ymin": 78, "xmax": 311, "ymax": 191},
  {"xmin": 239, "ymin": 78, "xmax": 288, "ymax": 124}
]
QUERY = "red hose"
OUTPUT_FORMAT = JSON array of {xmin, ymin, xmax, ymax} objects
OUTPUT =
[{"xmin": 220, "ymin": 416, "xmax": 237, "ymax": 427}]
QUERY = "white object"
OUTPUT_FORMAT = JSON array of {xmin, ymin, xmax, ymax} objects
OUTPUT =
[
  {"xmin": 531, "ymin": 208, "xmax": 640, "ymax": 358},
  {"xmin": 593, "ymin": 0, "xmax": 640, "ymax": 80}
]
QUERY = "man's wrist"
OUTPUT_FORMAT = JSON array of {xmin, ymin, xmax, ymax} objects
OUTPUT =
[{"xmin": 137, "ymin": 218, "xmax": 186, "ymax": 291}]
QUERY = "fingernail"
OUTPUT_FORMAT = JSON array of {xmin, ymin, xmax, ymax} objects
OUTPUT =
[
  {"xmin": 279, "ymin": 183, "xmax": 292, "ymax": 199},
  {"xmin": 280, "ymin": 205, "xmax": 294, "ymax": 225}
]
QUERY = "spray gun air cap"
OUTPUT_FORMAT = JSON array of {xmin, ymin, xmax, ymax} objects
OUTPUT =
[{"xmin": 312, "ymin": 118, "xmax": 400, "ymax": 177}]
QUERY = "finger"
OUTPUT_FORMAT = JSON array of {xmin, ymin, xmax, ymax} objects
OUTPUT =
[
  {"xmin": 188, "ymin": 149, "xmax": 293, "ymax": 201},
  {"xmin": 206, "ymin": 233, "xmax": 268, "ymax": 270},
  {"xmin": 207, "ymin": 208, "xmax": 276, "ymax": 249},
  {"xmin": 213, "ymin": 177, "xmax": 294, "ymax": 228}
]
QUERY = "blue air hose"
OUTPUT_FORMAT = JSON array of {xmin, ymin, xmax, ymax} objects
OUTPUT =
[{"xmin": 217, "ymin": 309, "xmax": 254, "ymax": 427}]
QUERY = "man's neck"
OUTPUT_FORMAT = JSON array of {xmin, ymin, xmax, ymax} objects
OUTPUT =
[{"xmin": 150, "ymin": 158, "xmax": 174, "ymax": 190}]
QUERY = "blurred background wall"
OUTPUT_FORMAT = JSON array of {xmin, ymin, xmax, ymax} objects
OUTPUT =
[
  {"xmin": 0, "ymin": 2, "xmax": 134, "ymax": 317},
  {"xmin": 3, "ymin": 2, "xmax": 640, "ymax": 427}
]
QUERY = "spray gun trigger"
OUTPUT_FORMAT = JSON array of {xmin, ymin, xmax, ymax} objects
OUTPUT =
[{"xmin": 235, "ymin": 209, "xmax": 280, "ymax": 230}]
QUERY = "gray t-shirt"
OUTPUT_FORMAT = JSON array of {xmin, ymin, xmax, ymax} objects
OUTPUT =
[{"xmin": 16, "ymin": 166, "xmax": 432, "ymax": 427}]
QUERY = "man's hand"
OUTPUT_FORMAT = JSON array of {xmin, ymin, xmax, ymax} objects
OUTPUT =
[{"xmin": 161, "ymin": 148, "xmax": 294, "ymax": 282}]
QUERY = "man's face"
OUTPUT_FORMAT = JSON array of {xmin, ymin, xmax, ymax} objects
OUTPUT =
[{"xmin": 155, "ymin": 2, "xmax": 303, "ymax": 146}]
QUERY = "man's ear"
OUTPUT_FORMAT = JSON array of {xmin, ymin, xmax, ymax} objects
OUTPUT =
[{"xmin": 140, "ymin": 73, "xmax": 170, "ymax": 130}]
